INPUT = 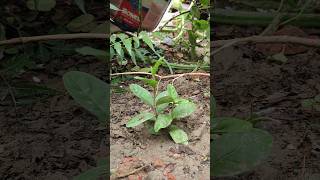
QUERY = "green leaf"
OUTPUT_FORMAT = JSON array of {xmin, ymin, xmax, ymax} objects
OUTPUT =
[
  {"xmin": 140, "ymin": 31, "xmax": 155, "ymax": 52},
  {"xmin": 169, "ymin": 125, "xmax": 188, "ymax": 145},
  {"xmin": 26, "ymin": 0, "xmax": 56, "ymax": 11},
  {"xmin": 133, "ymin": 36, "xmax": 140, "ymax": 48},
  {"xmin": 174, "ymin": 98, "xmax": 189, "ymax": 104},
  {"xmin": 146, "ymin": 121, "xmax": 160, "ymax": 135},
  {"xmin": 113, "ymin": 42, "xmax": 125, "ymax": 65},
  {"xmin": 156, "ymin": 95, "xmax": 174, "ymax": 106},
  {"xmin": 171, "ymin": 101, "xmax": 196, "ymax": 119},
  {"xmin": 155, "ymin": 91, "xmax": 168, "ymax": 102},
  {"xmin": 134, "ymin": 77, "xmax": 158, "ymax": 88},
  {"xmin": 63, "ymin": 71, "xmax": 108, "ymax": 122},
  {"xmin": 200, "ymin": 0, "xmax": 209, "ymax": 7},
  {"xmin": 212, "ymin": 117, "xmax": 253, "ymax": 133},
  {"xmin": 129, "ymin": 84, "xmax": 154, "ymax": 106},
  {"xmin": 212, "ymin": 128, "xmax": 273, "ymax": 177},
  {"xmin": 66, "ymin": 14, "xmax": 95, "ymax": 32},
  {"xmin": 117, "ymin": 33, "xmax": 128, "ymax": 42},
  {"xmin": 126, "ymin": 112, "xmax": 154, "ymax": 128},
  {"xmin": 167, "ymin": 84, "xmax": 178, "ymax": 100},
  {"xmin": 123, "ymin": 38, "xmax": 136, "ymax": 65},
  {"xmin": 74, "ymin": 0, "xmax": 87, "ymax": 14},
  {"xmin": 194, "ymin": 20, "xmax": 209, "ymax": 31},
  {"xmin": 154, "ymin": 114, "xmax": 173, "ymax": 132},
  {"xmin": 156, "ymin": 103, "xmax": 169, "ymax": 113},
  {"xmin": 151, "ymin": 58, "xmax": 163, "ymax": 76}
]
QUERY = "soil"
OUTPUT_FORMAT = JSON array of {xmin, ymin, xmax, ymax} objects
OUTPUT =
[
  {"xmin": 0, "ymin": 56, "xmax": 108, "ymax": 179},
  {"xmin": 110, "ymin": 77, "xmax": 210, "ymax": 179},
  {"xmin": 212, "ymin": 25, "xmax": 320, "ymax": 179}
]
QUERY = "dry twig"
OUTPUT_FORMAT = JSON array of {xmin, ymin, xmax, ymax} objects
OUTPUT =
[
  {"xmin": 0, "ymin": 33, "xmax": 108, "ymax": 45},
  {"xmin": 212, "ymin": 35, "xmax": 320, "ymax": 55}
]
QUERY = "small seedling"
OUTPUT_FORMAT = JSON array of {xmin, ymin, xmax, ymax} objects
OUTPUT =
[{"xmin": 126, "ymin": 59, "xmax": 196, "ymax": 145}]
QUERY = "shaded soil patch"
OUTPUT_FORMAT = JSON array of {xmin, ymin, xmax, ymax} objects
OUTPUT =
[
  {"xmin": 0, "ymin": 58, "xmax": 108, "ymax": 179},
  {"xmin": 212, "ymin": 25, "xmax": 320, "ymax": 179}
]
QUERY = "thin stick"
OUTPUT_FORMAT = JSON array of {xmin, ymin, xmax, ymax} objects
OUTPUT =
[
  {"xmin": 0, "ymin": 33, "xmax": 108, "ymax": 45},
  {"xmin": 260, "ymin": 0, "xmax": 285, "ymax": 36},
  {"xmin": 116, "ymin": 165, "xmax": 148, "ymax": 178},
  {"xmin": 111, "ymin": 72, "xmax": 162, "ymax": 79},
  {"xmin": 110, "ymin": 72, "xmax": 210, "ymax": 79},
  {"xmin": 212, "ymin": 35, "xmax": 320, "ymax": 55}
]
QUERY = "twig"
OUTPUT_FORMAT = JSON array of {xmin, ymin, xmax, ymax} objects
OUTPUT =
[
  {"xmin": 0, "ymin": 33, "xmax": 108, "ymax": 45},
  {"xmin": 212, "ymin": 35, "xmax": 320, "ymax": 55},
  {"xmin": 280, "ymin": 0, "xmax": 314, "ymax": 26},
  {"xmin": 260, "ymin": 0, "xmax": 285, "ymax": 36},
  {"xmin": 110, "ymin": 72, "xmax": 210, "ymax": 80},
  {"xmin": 111, "ymin": 72, "xmax": 161, "ymax": 79},
  {"xmin": 116, "ymin": 165, "xmax": 148, "ymax": 178}
]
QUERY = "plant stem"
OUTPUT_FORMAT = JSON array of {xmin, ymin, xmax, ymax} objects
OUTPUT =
[
  {"xmin": 0, "ymin": 33, "xmax": 108, "ymax": 45},
  {"xmin": 153, "ymin": 85, "xmax": 158, "ymax": 118}
]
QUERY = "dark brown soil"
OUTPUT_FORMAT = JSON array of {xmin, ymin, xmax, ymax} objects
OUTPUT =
[
  {"xmin": 0, "ymin": 57, "xmax": 108, "ymax": 179},
  {"xmin": 212, "ymin": 25, "xmax": 320, "ymax": 179},
  {"xmin": 110, "ymin": 77, "xmax": 210, "ymax": 179}
]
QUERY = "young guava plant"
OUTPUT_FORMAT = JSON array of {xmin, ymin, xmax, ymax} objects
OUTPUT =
[{"xmin": 126, "ymin": 60, "xmax": 196, "ymax": 145}]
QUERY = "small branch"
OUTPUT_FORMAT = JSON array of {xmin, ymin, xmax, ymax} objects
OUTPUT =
[
  {"xmin": 212, "ymin": 35, "xmax": 320, "ymax": 55},
  {"xmin": 111, "ymin": 72, "xmax": 161, "ymax": 79},
  {"xmin": 110, "ymin": 72, "xmax": 210, "ymax": 80},
  {"xmin": 115, "ymin": 165, "xmax": 148, "ymax": 178},
  {"xmin": 0, "ymin": 33, "xmax": 108, "ymax": 46}
]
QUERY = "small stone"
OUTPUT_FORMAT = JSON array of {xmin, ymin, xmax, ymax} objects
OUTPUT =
[{"xmin": 32, "ymin": 76, "xmax": 41, "ymax": 83}]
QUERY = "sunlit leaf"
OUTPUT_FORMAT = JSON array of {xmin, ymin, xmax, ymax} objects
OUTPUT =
[
  {"xmin": 63, "ymin": 71, "xmax": 108, "ymax": 122},
  {"xmin": 171, "ymin": 101, "xmax": 196, "ymax": 119},
  {"xmin": 126, "ymin": 111, "xmax": 154, "ymax": 127},
  {"xmin": 129, "ymin": 84, "xmax": 154, "ymax": 106},
  {"xmin": 154, "ymin": 114, "xmax": 172, "ymax": 132},
  {"xmin": 169, "ymin": 125, "xmax": 188, "ymax": 145}
]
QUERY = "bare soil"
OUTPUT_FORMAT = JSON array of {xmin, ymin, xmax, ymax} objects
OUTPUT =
[
  {"xmin": 212, "ymin": 25, "xmax": 320, "ymax": 179},
  {"xmin": 110, "ymin": 77, "xmax": 210, "ymax": 180},
  {"xmin": 0, "ymin": 57, "xmax": 108, "ymax": 179}
]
